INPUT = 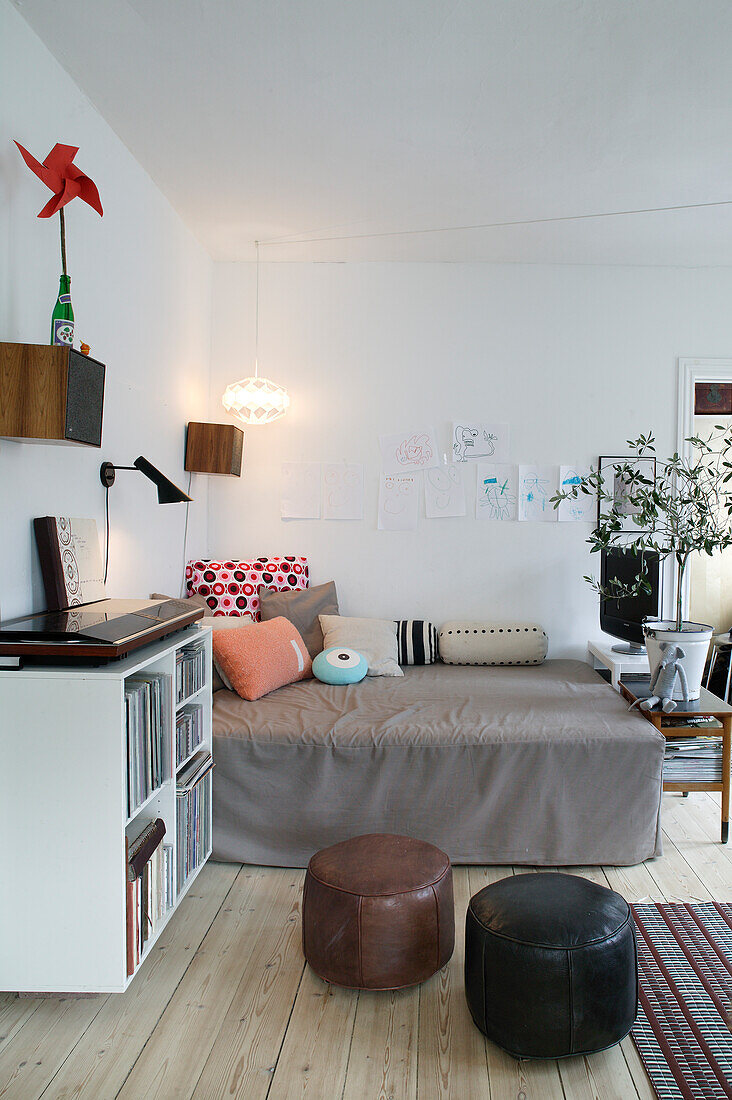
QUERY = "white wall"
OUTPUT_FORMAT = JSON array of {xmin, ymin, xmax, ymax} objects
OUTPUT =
[
  {"xmin": 208, "ymin": 260, "xmax": 732, "ymax": 657},
  {"xmin": 0, "ymin": 1, "xmax": 213, "ymax": 619}
]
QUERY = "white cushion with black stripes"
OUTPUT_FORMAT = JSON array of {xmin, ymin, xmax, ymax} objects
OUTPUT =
[{"xmin": 394, "ymin": 620, "xmax": 438, "ymax": 665}]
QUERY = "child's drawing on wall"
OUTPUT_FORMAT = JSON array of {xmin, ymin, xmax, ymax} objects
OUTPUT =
[
  {"xmin": 476, "ymin": 463, "xmax": 517, "ymax": 520},
  {"xmin": 557, "ymin": 465, "xmax": 595, "ymax": 522},
  {"xmin": 380, "ymin": 427, "xmax": 439, "ymax": 473},
  {"xmin": 518, "ymin": 465, "xmax": 558, "ymax": 522},
  {"xmin": 452, "ymin": 422, "xmax": 509, "ymax": 464},
  {"xmin": 424, "ymin": 465, "xmax": 467, "ymax": 518}
]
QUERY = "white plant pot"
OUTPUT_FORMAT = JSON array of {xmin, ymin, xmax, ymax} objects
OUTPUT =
[{"xmin": 642, "ymin": 620, "xmax": 714, "ymax": 701}]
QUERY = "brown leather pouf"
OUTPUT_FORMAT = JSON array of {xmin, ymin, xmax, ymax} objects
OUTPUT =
[{"xmin": 302, "ymin": 833, "xmax": 454, "ymax": 990}]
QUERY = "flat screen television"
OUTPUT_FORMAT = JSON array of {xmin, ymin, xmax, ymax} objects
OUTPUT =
[{"xmin": 600, "ymin": 547, "xmax": 661, "ymax": 654}]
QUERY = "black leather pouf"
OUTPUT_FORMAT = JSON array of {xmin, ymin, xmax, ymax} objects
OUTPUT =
[{"xmin": 465, "ymin": 873, "xmax": 637, "ymax": 1059}]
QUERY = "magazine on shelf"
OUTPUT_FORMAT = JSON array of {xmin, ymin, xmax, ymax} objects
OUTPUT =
[
  {"xmin": 663, "ymin": 736, "xmax": 724, "ymax": 782},
  {"xmin": 176, "ymin": 765, "xmax": 212, "ymax": 892},
  {"xmin": 176, "ymin": 642, "xmax": 206, "ymax": 703},
  {"xmin": 177, "ymin": 750, "xmax": 214, "ymax": 791},
  {"xmin": 125, "ymin": 672, "xmax": 171, "ymax": 816},
  {"xmin": 176, "ymin": 703, "xmax": 205, "ymax": 767}
]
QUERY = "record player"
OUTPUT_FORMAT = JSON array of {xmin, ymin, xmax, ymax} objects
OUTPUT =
[{"xmin": 0, "ymin": 598, "xmax": 204, "ymax": 665}]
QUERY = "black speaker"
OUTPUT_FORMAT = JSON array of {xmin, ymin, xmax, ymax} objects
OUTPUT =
[{"xmin": 65, "ymin": 350, "xmax": 105, "ymax": 445}]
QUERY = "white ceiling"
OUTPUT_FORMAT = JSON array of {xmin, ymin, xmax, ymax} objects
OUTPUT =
[{"xmin": 12, "ymin": 0, "xmax": 732, "ymax": 264}]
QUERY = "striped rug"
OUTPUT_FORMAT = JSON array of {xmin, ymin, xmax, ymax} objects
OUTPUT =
[{"xmin": 631, "ymin": 903, "xmax": 732, "ymax": 1099}]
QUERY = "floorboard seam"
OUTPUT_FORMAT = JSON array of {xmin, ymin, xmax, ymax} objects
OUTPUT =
[
  {"xmin": 190, "ymin": 870, "xmax": 304, "ymax": 1100},
  {"xmin": 339, "ymin": 988, "xmax": 360, "ymax": 1100},
  {"xmin": 263, "ymin": 958, "xmax": 307, "ymax": 1099},
  {"xmin": 659, "ymin": 827, "xmax": 715, "ymax": 900},
  {"xmin": 619, "ymin": 1038, "xmax": 647, "ymax": 1099},
  {"xmin": 671, "ymin": 797, "xmax": 732, "ymax": 866},
  {"xmin": 415, "ymin": 981, "xmax": 422, "ymax": 1100},
  {"xmin": 31, "ymin": 998, "xmax": 112, "ymax": 1100},
  {"xmin": 0, "ymin": 998, "xmax": 43, "ymax": 1060},
  {"xmin": 111, "ymin": 865, "xmax": 242, "ymax": 1099}
]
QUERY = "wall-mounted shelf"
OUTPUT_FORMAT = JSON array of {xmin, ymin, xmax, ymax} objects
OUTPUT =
[
  {"xmin": 185, "ymin": 421, "xmax": 243, "ymax": 476},
  {"xmin": 0, "ymin": 341, "xmax": 105, "ymax": 447}
]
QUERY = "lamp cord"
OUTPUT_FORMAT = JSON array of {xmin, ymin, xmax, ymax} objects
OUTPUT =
[
  {"xmin": 255, "ymin": 196, "xmax": 732, "ymax": 249},
  {"xmin": 180, "ymin": 472, "xmax": 193, "ymax": 598},
  {"xmin": 103, "ymin": 484, "xmax": 110, "ymax": 585},
  {"xmin": 254, "ymin": 240, "xmax": 259, "ymax": 378}
]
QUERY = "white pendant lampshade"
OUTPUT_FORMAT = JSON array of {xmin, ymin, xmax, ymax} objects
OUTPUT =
[
  {"xmin": 222, "ymin": 240, "xmax": 290, "ymax": 428},
  {"xmin": 222, "ymin": 375, "xmax": 290, "ymax": 426}
]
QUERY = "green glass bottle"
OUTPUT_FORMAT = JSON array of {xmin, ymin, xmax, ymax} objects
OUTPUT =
[{"xmin": 51, "ymin": 274, "xmax": 74, "ymax": 346}]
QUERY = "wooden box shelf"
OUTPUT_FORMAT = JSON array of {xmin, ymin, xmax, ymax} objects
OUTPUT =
[
  {"xmin": 185, "ymin": 421, "xmax": 243, "ymax": 476},
  {"xmin": 0, "ymin": 341, "xmax": 105, "ymax": 446}
]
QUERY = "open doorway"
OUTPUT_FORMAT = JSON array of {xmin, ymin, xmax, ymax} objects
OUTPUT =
[{"xmin": 678, "ymin": 359, "xmax": 732, "ymax": 633}]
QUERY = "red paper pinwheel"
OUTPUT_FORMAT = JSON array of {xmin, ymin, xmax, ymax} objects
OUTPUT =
[{"xmin": 14, "ymin": 141, "xmax": 103, "ymax": 219}]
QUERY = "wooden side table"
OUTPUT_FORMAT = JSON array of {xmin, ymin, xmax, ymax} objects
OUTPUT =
[{"xmin": 619, "ymin": 678, "xmax": 731, "ymax": 844}]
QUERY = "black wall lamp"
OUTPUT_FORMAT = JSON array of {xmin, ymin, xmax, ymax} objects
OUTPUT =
[{"xmin": 100, "ymin": 456, "xmax": 192, "ymax": 504}]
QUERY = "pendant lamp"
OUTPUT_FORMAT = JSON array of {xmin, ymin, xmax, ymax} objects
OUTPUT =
[{"xmin": 222, "ymin": 242, "xmax": 290, "ymax": 426}]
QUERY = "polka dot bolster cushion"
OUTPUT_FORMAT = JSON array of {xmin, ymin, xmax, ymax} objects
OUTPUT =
[
  {"xmin": 185, "ymin": 557, "xmax": 309, "ymax": 619},
  {"xmin": 438, "ymin": 622, "xmax": 548, "ymax": 666}
]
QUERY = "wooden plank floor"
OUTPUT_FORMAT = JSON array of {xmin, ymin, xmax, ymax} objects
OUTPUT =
[{"xmin": 1, "ymin": 792, "xmax": 730, "ymax": 1100}]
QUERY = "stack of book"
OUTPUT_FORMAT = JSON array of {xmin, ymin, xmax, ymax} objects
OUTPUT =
[
  {"xmin": 175, "ymin": 703, "xmax": 205, "ymax": 767},
  {"xmin": 126, "ymin": 818, "xmax": 173, "ymax": 975},
  {"xmin": 125, "ymin": 672, "xmax": 170, "ymax": 816},
  {"xmin": 176, "ymin": 643, "xmax": 206, "ymax": 704},
  {"xmin": 176, "ymin": 751, "xmax": 214, "ymax": 891},
  {"xmin": 663, "ymin": 736, "xmax": 723, "ymax": 782}
]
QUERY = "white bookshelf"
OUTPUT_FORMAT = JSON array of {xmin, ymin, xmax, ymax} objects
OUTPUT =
[{"xmin": 0, "ymin": 624, "xmax": 212, "ymax": 993}]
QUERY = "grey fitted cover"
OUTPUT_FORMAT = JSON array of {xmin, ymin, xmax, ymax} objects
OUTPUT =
[{"xmin": 212, "ymin": 660, "xmax": 664, "ymax": 867}]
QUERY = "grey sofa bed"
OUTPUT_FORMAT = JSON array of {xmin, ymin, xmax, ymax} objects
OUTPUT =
[{"xmin": 211, "ymin": 659, "xmax": 664, "ymax": 867}]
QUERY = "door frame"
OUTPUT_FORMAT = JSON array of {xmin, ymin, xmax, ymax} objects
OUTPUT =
[{"xmin": 677, "ymin": 358, "xmax": 732, "ymax": 620}]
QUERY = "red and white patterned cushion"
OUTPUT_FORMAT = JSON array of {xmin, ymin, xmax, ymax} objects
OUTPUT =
[{"xmin": 185, "ymin": 557, "xmax": 309, "ymax": 619}]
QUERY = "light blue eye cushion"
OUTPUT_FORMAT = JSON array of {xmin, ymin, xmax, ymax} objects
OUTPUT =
[{"xmin": 312, "ymin": 646, "xmax": 368, "ymax": 685}]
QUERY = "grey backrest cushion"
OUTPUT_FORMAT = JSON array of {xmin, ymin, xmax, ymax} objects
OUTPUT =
[
  {"xmin": 259, "ymin": 580, "xmax": 339, "ymax": 660},
  {"xmin": 318, "ymin": 614, "xmax": 403, "ymax": 678}
]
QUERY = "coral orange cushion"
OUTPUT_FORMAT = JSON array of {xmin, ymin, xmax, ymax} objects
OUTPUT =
[{"xmin": 212, "ymin": 616, "xmax": 312, "ymax": 701}]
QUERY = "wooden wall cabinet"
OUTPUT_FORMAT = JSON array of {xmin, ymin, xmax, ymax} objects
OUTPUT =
[
  {"xmin": 0, "ymin": 341, "xmax": 105, "ymax": 447},
  {"xmin": 185, "ymin": 421, "xmax": 243, "ymax": 476}
]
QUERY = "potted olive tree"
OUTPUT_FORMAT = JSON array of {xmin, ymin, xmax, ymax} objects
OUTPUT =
[{"xmin": 553, "ymin": 428, "xmax": 732, "ymax": 699}]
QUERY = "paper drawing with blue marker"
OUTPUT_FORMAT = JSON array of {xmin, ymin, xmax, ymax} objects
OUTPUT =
[
  {"xmin": 557, "ymin": 465, "xmax": 594, "ymax": 522},
  {"xmin": 518, "ymin": 465, "xmax": 558, "ymax": 522},
  {"xmin": 476, "ymin": 463, "xmax": 517, "ymax": 520}
]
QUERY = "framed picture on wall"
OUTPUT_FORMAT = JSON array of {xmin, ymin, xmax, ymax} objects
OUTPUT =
[{"xmin": 597, "ymin": 456, "xmax": 656, "ymax": 532}]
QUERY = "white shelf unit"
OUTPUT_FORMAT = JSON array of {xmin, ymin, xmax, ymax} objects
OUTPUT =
[
  {"xmin": 0, "ymin": 624, "xmax": 212, "ymax": 994},
  {"xmin": 587, "ymin": 636, "xmax": 649, "ymax": 690}
]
